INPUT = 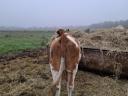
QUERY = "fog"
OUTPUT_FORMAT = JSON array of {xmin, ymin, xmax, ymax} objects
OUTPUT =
[{"xmin": 0, "ymin": 0, "xmax": 128, "ymax": 27}]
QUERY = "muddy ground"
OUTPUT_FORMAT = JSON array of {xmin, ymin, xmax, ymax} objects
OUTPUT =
[{"xmin": 0, "ymin": 53, "xmax": 128, "ymax": 96}]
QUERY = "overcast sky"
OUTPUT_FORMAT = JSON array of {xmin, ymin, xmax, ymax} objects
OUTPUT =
[{"xmin": 0, "ymin": 0, "xmax": 128, "ymax": 27}]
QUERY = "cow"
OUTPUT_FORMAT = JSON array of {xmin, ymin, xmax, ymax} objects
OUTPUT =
[{"xmin": 48, "ymin": 29, "xmax": 81, "ymax": 96}]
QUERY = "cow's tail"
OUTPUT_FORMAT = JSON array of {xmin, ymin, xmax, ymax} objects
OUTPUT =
[{"xmin": 48, "ymin": 29, "xmax": 65, "ymax": 96}]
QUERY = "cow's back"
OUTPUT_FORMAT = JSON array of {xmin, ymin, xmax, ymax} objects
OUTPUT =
[
  {"xmin": 65, "ymin": 37, "xmax": 81, "ymax": 71},
  {"xmin": 50, "ymin": 34, "xmax": 81, "ymax": 72}
]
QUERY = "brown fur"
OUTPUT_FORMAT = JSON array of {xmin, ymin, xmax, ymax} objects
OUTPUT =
[
  {"xmin": 50, "ymin": 30, "xmax": 80, "ymax": 71},
  {"xmin": 48, "ymin": 29, "xmax": 81, "ymax": 96}
]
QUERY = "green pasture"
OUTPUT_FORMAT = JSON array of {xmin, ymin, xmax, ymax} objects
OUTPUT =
[{"xmin": 0, "ymin": 31, "xmax": 53, "ymax": 54}]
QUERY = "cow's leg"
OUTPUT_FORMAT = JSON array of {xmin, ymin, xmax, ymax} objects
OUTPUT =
[
  {"xmin": 67, "ymin": 64, "xmax": 78, "ymax": 96},
  {"xmin": 50, "ymin": 69, "xmax": 61, "ymax": 96}
]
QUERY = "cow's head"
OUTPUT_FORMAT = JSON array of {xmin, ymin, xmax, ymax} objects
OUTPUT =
[{"xmin": 56, "ymin": 29, "xmax": 65, "ymax": 36}]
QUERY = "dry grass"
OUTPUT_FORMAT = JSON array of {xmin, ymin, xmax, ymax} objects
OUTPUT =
[
  {"xmin": 71, "ymin": 28, "xmax": 128, "ymax": 51},
  {"xmin": 0, "ymin": 56, "xmax": 51, "ymax": 96},
  {"xmin": 0, "ymin": 55, "xmax": 128, "ymax": 96}
]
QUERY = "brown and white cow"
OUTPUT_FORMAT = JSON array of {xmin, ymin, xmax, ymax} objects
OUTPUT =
[{"xmin": 49, "ymin": 29, "xmax": 81, "ymax": 96}]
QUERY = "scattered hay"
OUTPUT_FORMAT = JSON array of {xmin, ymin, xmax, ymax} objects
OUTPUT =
[
  {"xmin": 0, "ymin": 56, "xmax": 127, "ymax": 96},
  {"xmin": 70, "ymin": 31, "xmax": 86, "ymax": 38},
  {"xmin": 71, "ymin": 28, "xmax": 128, "ymax": 51}
]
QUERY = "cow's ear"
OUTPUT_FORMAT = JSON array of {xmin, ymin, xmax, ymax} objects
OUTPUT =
[{"xmin": 56, "ymin": 30, "xmax": 60, "ymax": 35}]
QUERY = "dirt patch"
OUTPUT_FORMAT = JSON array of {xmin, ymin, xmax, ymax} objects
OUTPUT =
[{"xmin": 0, "ymin": 48, "xmax": 48, "ymax": 64}]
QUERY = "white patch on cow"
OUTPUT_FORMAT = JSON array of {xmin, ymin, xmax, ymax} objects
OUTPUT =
[
  {"xmin": 70, "ymin": 64, "xmax": 78, "ymax": 89},
  {"xmin": 72, "ymin": 64, "xmax": 78, "ymax": 85},
  {"xmin": 50, "ymin": 64, "xmax": 59, "ymax": 82},
  {"xmin": 49, "ymin": 57, "xmax": 65, "ymax": 85},
  {"xmin": 78, "ymin": 53, "xmax": 82, "ymax": 61},
  {"xmin": 61, "ymin": 57, "xmax": 65, "ymax": 69},
  {"xmin": 57, "ymin": 57, "xmax": 65, "ymax": 81},
  {"xmin": 66, "ymin": 35, "xmax": 78, "ymax": 47}
]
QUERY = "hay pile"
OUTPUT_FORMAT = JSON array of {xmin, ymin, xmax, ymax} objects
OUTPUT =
[{"xmin": 70, "ymin": 28, "xmax": 128, "ymax": 51}]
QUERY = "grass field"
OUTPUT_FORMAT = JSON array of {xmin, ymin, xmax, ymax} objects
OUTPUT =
[{"xmin": 0, "ymin": 31, "xmax": 53, "ymax": 54}]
